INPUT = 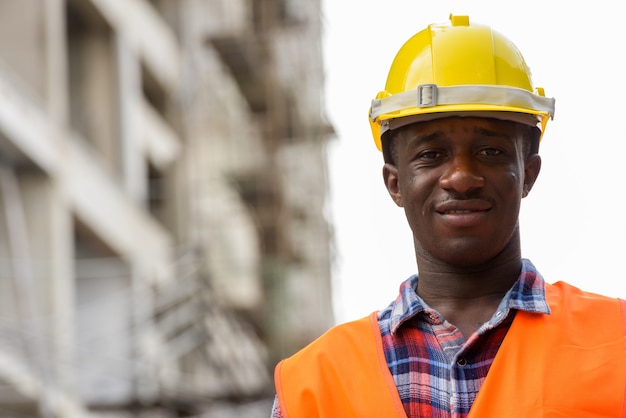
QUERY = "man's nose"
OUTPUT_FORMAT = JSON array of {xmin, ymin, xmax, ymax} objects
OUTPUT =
[{"xmin": 438, "ymin": 156, "xmax": 485, "ymax": 194}]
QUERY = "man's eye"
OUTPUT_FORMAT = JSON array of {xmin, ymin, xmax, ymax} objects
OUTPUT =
[
  {"xmin": 420, "ymin": 151, "xmax": 442, "ymax": 159},
  {"xmin": 479, "ymin": 148, "xmax": 502, "ymax": 156}
]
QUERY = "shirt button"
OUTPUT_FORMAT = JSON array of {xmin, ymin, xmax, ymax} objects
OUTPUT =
[
  {"xmin": 456, "ymin": 357, "xmax": 467, "ymax": 366},
  {"xmin": 495, "ymin": 310, "xmax": 503, "ymax": 318}
]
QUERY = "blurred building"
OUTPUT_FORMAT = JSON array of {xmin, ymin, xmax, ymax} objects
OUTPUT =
[{"xmin": 0, "ymin": 0, "xmax": 334, "ymax": 416}]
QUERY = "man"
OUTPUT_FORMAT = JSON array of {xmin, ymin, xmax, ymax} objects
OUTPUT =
[{"xmin": 272, "ymin": 14, "xmax": 626, "ymax": 417}]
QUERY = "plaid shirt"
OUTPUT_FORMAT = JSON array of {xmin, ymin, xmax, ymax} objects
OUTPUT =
[{"xmin": 272, "ymin": 259, "xmax": 550, "ymax": 417}]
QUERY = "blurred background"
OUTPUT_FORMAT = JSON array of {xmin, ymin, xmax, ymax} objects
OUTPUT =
[
  {"xmin": 0, "ymin": 0, "xmax": 334, "ymax": 416},
  {"xmin": 2, "ymin": 0, "xmax": 625, "ymax": 417}
]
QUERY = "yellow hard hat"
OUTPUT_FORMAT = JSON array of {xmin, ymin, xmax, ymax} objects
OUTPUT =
[{"xmin": 369, "ymin": 14, "xmax": 556, "ymax": 152}]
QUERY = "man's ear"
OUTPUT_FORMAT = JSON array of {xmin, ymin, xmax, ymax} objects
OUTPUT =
[
  {"xmin": 383, "ymin": 163, "xmax": 404, "ymax": 207},
  {"xmin": 522, "ymin": 154, "xmax": 541, "ymax": 197}
]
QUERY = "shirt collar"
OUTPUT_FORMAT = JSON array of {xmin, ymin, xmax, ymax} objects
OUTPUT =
[{"xmin": 389, "ymin": 258, "xmax": 551, "ymax": 335}]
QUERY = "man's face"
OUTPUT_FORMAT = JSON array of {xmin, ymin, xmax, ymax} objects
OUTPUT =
[{"xmin": 383, "ymin": 117, "xmax": 541, "ymax": 267}]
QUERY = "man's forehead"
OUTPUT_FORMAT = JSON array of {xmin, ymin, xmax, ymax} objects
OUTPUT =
[{"xmin": 400, "ymin": 116, "xmax": 521, "ymax": 139}]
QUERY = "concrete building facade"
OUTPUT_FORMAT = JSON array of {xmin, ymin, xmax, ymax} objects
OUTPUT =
[{"xmin": 0, "ymin": 0, "xmax": 334, "ymax": 416}]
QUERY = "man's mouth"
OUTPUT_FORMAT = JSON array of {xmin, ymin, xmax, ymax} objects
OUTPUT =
[
  {"xmin": 434, "ymin": 199, "xmax": 493, "ymax": 228},
  {"xmin": 435, "ymin": 199, "xmax": 492, "ymax": 215},
  {"xmin": 442, "ymin": 209, "xmax": 482, "ymax": 214}
]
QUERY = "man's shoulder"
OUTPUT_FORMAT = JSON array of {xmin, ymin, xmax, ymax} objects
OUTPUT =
[
  {"xmin": 285, "ymin": 313, "xmax": 378, "ymax": 362},
  {"xmin": 307, "ymin": 313, "xmax": 377, "ymax": 347},
  {"xmin": 548, "ymin": 280, "xmax": 622, "ymax": 302},
  {"xmin": 545, "ymin": 280, "xmax": 624, "ymax": 320}
]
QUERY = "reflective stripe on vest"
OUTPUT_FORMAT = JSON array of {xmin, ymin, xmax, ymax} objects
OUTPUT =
[{"xmin": 275, "ymin": 282, "xmax": 626, "ymax": 417}]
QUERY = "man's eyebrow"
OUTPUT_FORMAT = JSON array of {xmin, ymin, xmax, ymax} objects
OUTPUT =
[
  {"xmin": 473, "ymin": 126, "xmax": 508, "ymax": 137},
  {"xmin": 408, "ymin": 130, "xmax": 445, "ymax": 144}
]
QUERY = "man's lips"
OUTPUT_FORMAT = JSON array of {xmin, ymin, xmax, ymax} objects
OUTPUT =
[
  {"xmin": 434, "ymin": 199, "xmax": 492, "ymax": 228},
  {"xmin": 435, "ymin": 199, "xmax": 493, "ymax": 214}
]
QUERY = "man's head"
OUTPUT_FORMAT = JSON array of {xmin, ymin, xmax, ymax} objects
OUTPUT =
[
  {"xmin": 382, "ymin": 116, "xmax": 542, "ymax": 267},
  {"xmin": 369, "ymin": 14, "xmax": 554, "ymax": 268}
]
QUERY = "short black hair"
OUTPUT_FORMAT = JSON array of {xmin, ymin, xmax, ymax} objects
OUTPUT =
[
  {"xmin": 381, "ymin": 129, "xmax": 398, "ymax": 165},
  {"xmin": 381, "ymin": 121, "xmax": 541, "ymax": 166}
]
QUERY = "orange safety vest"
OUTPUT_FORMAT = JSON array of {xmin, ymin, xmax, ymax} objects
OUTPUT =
[{"xmin": 274, "ymin": 282, "xmax": 626, "ymax": 417}]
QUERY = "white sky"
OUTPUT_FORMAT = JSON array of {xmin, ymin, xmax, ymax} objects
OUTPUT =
[{"xmin": 321, "ymin": 1, "xmax": 626, "ymax": 323}]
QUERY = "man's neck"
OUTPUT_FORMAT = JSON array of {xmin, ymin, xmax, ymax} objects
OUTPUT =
[
  {"xmin": 416, "ymin": 256, "xmax": 522, "ymax": 300},
  {"xmin": 414, "ymin": 249, "xmax": 523, "ymax": 339}
]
